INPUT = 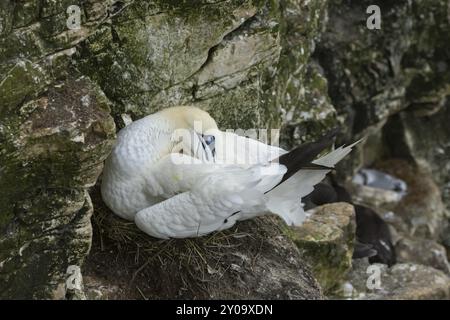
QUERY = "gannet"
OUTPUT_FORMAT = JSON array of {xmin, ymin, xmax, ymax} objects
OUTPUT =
[{"xmin": 101, "ymin": 106, "xmax": 359, "ymax": 239}]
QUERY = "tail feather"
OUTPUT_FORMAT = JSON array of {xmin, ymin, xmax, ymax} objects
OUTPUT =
[
  {"xmin": 313, "ymin": 139, "xmax": 361, "ymax": 167},
  {"xmin": 265, "ymin": 137, "xmax": 360, "ymax": 226},
  {"xmin": 228, "ymin": 130, "xmax": 360, "ymax": 227},
  {"xmin": 268, "ymin": 128, "xmax": 339, "ymax": 191}
]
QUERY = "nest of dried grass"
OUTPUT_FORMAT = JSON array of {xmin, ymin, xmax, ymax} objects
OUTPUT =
[
  {"xmin": 88, "ymin": 185, "xmax": 267, "ymax": 298},
  {"xmin": 87, "ymin": 183, "xmax": 322, "ymax": 300}
]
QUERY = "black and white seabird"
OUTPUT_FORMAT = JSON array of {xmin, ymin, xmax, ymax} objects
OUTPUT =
[{"xmin": 101, "ymin": 106, "xmax": 359, "ymax": 239}]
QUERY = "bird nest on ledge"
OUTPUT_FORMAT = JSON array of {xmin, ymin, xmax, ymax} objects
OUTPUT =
[{"xmin": 86, "ymin": 184, "xmax": 323, "ymax": 300}]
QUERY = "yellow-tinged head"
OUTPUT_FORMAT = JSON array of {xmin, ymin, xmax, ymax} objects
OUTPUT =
[{"xmin": 157, "ymin": 106, "xmax": 218, "ymax": 134}]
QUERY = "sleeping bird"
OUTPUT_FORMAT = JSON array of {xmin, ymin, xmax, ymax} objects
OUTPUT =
[{"xmin": 101, "ymin": 106, "xmax": 359, "ymax": 239}]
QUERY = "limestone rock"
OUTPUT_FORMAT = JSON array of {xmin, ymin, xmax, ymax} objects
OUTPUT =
[
  {"xmin": 375, "ymin": 159, "xmax": 446, "ymax": 239},
  {"xmin": 65, "ymin": 265, "xmax": 87, "ymax": 300},
  {"xmin": 316, "ymin": 0, "xmax": 450, "ymax": 178},
  {"xmin": 0, "ymin": 77, "xmax": 116, "ymax": 299},
  {"xmin": 384, "ymin": 106, "xmax": 450, "ymax": 210},
  {"xmin": 272, "ymin": 0, "xmax": 338, "ymax": 147},
  {"xmin": 395, "ymin": 237, "xmax": 450, "ymax": 275},
  {"xmin": 344, "ymin": 260, "xmax": 450, "ymax": 300},
  {"xmin": 288, "ymin": 202, "xmax": 356, "ymax": 293},
  {"xmin": 75, "ymin": 1, "xmax": 279, "ymax": 130}
]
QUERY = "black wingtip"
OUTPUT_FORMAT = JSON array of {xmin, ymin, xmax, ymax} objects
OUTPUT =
[{"xmin": 267, "ymin": 127, "xmax": 341, "ymax": 191}]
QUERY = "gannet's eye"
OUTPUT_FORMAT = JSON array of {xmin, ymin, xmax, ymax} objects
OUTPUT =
[{"xmin": 202, "ymin": 135, "xmax": 215, "ymax": 145}]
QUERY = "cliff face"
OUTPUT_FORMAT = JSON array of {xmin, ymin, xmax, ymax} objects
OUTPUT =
[
  {"xmin": 0, "ymin": 0, "xmax": 449, "ymax": 299},
  {"xmin": 317, "ymin": 0, "xmax": 450, "ymax": 176},
  {"xmin": 316, "ymin": 0, "xmax": 450, "ymax": 243}
]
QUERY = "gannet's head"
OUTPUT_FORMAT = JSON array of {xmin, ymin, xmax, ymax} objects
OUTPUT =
[
  {"xmin": 158, "ymin": 106, "xmax": 218, "ymax": 134},
  {"xmin": 158, "ymin": 106, "xmax": 219, "ymax": 159}
]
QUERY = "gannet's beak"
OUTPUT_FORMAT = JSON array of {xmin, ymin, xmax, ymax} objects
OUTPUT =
[
  {"xmin": 209, "ymin": 140, "xmax": 216, "ymax": 158},
  {"xmin": 194, "ymin": 132, "xmax": 215, "ymax": 163},
  {"xmin": 202, "ymin": 134, "xmax": 216, "ymax": 159}
]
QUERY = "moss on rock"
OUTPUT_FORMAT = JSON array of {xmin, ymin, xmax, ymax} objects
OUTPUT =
[
  {"xmin": 288, "ymin": 203, "xmax": 356, "ymax": 294},
  {"xmin": 0, "ymin": 76, "xmax": 115, "ymax": 298}
]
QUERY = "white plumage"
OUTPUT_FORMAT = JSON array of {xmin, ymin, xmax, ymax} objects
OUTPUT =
[{"xmin": 101, "ymin": 106, "xmax": 358, "ymax": 239}]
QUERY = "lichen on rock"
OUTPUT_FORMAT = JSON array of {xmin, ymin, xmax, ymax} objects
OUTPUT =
[
  {"xmin": 288, "ymin": 202, "xmax": 356, "ymax": 294},
  {"xmin": 0, "ymin": 76, "xmax": 115, "ymax": 299},
  {"xmin": 343, "ymin": 260, "xmax": 450, "ymax": 300}
]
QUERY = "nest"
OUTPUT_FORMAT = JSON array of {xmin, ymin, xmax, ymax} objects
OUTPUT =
[
  {"xmin": 88, "ymin": 185, "xmax": 267, "ymax": 299},
  {"xmin": 86, "ymin": 184, "xmax": 322, "ymax": 300}
]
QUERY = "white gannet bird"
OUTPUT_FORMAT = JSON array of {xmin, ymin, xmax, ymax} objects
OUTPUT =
[{"xmin": 101, "ymin": 106, "xmax": 359, "ymax": 239}]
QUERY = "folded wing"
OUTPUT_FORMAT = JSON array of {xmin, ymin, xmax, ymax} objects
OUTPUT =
[{"xmin": 136, "ymin": 162, "xmax": 286, "ymax": 238}]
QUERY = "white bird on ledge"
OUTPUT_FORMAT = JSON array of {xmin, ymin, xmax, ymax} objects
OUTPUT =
[{"xmin": 101, "ymin": 106, "xmax": 359, "ymax": 239}]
